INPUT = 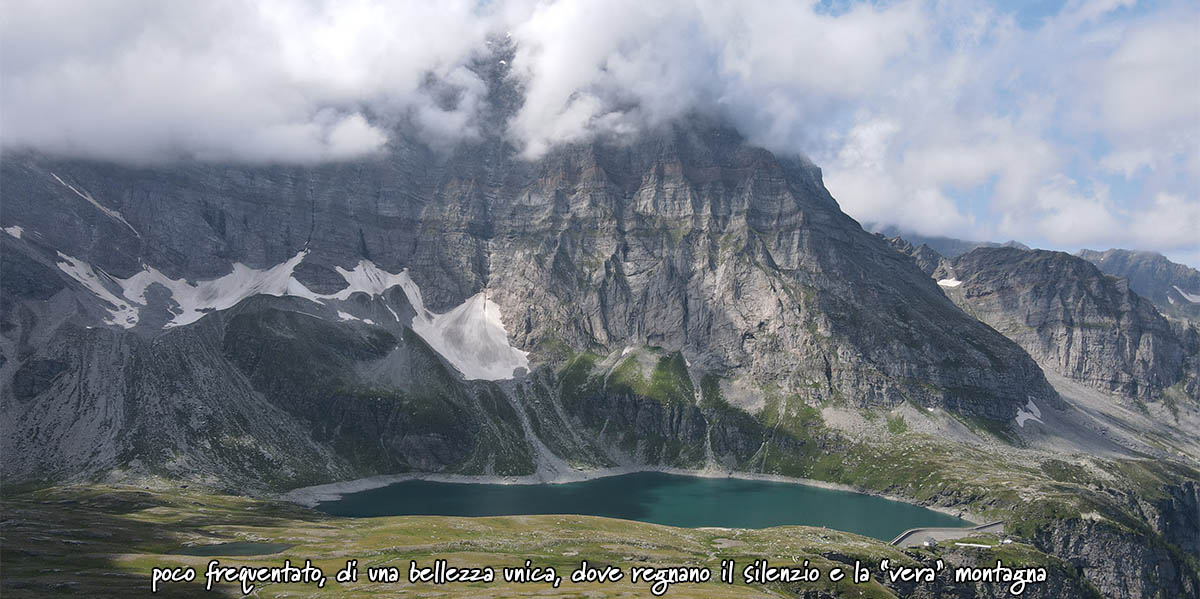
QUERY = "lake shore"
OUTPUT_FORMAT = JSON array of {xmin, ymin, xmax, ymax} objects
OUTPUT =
[{"xmin": 279, "ymin": 465, "xmax": 985, "ymax": 525}]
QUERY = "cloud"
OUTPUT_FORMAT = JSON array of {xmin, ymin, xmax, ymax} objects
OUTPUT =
[
  {"xmin": 504, "ymin": 0, "xmax": 926, "ymax": 158},
  {"xmin": 1129, "ymin": 193, "xmax": 1200, "ymax": 250},
  {"xmin": 1021, "ymin": 176, "xmax": 1124, "ymax": 247},
  {"xmin": 1, "ymin": 0, "xmax": 1197, "ymax": 260},
  {"xmin": 0, "ymin": 0, "xmax": 494, "ymax": 163}
]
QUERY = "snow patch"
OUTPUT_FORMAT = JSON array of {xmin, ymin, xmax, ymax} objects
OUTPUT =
[
  {"xmin": 3, "ymin": 225, "xmax": 23, "ymax": 239},
  {"xmin": 56, "ymin": 253, "xmax": 140, "ymax": 327},
  {"xmin": 51, "ymin": 173, "xmax": 139, "ymax": 236},
  {"xmin": 56, "ymin": 250, "xmax": 322, "ymax": 329},
  {"xmin": 56, "ymin": 252, "xmax": 529, "ymax": 380},
  {"xmin": 117, "ymin": 251, "xmax": 320, "ymax": 327},
  {"xmin": 403, "ymin": 281, "xmax": 530, "ymax": 381},
  {"xmin": 1015, "ymin": 398, "xmax": 1043, "ymax": 428},
  {"xmin": 1172, "ymin": 285, "xmax": 1200, "ymax": 303},
  {"xmin": 61, "ymin": 254, "xmax": 410, "ymax": 330},
  {"xmin": 328, "ymin": 260, "xmax": 412, "ymax": 300},
  {"xmin": 937, "ymin": 278, "xmax": 963, "ymax": 288}
]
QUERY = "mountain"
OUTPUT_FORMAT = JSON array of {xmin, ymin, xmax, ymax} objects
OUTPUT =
[
  {"xmin": 874, "ymin": 225, "xmax": 1028, "ymax": 258},
  {"xmin": 884, "ymin": 235, "xmax": 954, "ymax": 277},
  {"xmin": 3, "ymin": 64, "xmax": 1199, "ymax": 597},
  {"xmin": 889, "ymin": 242, "xmax": 1199, "ymax": 404},
  {"xmin": 1, "ymin": 120, "xmax": 1060, "ymax": 490},
  {"xmin": 1078, "ymin": 248, "xmax": 1200, "ymax": 322}
]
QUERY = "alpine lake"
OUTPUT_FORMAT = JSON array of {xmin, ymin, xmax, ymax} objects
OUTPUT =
[{"xmin": 315, "ymin": 471, "xmax": 969, "ymax": 541}]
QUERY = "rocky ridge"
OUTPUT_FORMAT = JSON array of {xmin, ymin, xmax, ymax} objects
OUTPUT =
[
  {"xmin": 888, "ymin": 241, "xmax": 1199, "ymax": 404},
  {"xmin": 1078, "ymin": 248, "xmax": 1200, "ymax": 323}
]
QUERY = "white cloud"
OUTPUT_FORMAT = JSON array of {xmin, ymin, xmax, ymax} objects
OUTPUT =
[
  {"xmin": 504, "ymin": 0, "xmax": 926, "ymax": 158},
  {"xmin": 1100, "ymin": 148, "xmax": 1156, "ymax": 179},
  {"xmin": 1128, "ymin": 193, "xmax": 1200, "ymax": 250},
  {"xmin": 1022, "ymin": 177, "xmax": 1123, "ymax": 246},
  {"xmin": 0, "ymin": 0, "xmax": 494, "ymax": 163},
  {"xmin": 0, "ymin": 0, "xmax": 1196, "ymax": 260},
  {"xmin": 1095, "ymin": 16, "xmax": 1199, "ymax": 136},
  {"xmin": 810, "ymin": 1, "xmax": 1199, "ymax": 258}
]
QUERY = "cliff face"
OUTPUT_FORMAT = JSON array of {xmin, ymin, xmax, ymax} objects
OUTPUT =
[
  {"xmin": 3, "ymin": 125, "xmax": 1053, "ymax": 417},
  {"xmin": 1, "ymin": 122, "xmax": 1064, "ymax": 493},
  {"xmin": 885, "ymin": 236, "xmax": 954, "ymax": 277},
  {"xmin": 905, "ymin": 246, "xmax": 1199, "ymax": 402},
  {"xmin": 1078, "ymin": 248, "xmax": 1200, "ymax": 323},
  {"xmin": 1035, "ymin": 486, "xmax": 1200, "ymax": 599},
  {"xmin": 874, "ymin": 226, "xmax": 1029, "ymax": 259}
]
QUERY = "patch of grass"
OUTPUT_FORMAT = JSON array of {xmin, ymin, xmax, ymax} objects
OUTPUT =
[
  {"xmin": 955, "ymin": 413, "xmax": 1023, "ymax": 446},
  {"xmin": 646, "ymin": 352, "xmax": 695, "ymax": 405},
  {"xmin": 1006, "ymin": 500, "xmax": 1082, "ymax": 539},
  {"xmin": 1, "ymin": 484, "xmax": 1092, "ymax": 599},
  {"xmin": 608, "ymin": 351, "xmax": 694, "ymax": 406},
  {"xmin": 608, "ymin": 355, "xmax": 646, "ymax": 394},
  {"xmin": 759, "ymin": 392, "xmax": 823, "ymax": 441},
  {"xmin": 1039, "ymin": 460, "xmax": 1095, "ymax": 486},
  {"xmin": 559, "ymin": 352, "xmax": 601, "ymax": 408},
  {"xmin": 698, "ymin": 374, "xmax": 725, "ymax": 409},
  {"xmin": 886, "ymin": 414, "xmax": 908, "ymax": 435}
]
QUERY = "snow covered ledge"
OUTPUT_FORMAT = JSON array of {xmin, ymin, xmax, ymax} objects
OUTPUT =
[
  {"xmin": 398, "ymin": 276, "xmax": 530, "ymax": 381},
  {"xmin": 55, "ymin": 251, "xmax": 530, "ymax": 381}
]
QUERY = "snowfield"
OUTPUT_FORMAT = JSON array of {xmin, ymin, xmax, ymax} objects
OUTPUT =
[
  {"xmin": 56, "ymin": 253, "xmax": 140, "ymax": 327},
  {"xmin": 118, "ymin": 251, "xmax": 321, "ymax": 327},
  {"xmin": 1015, "ymin": 399, "xmax": 1043, "ymax": 428},
  {"xmin": 1172, "ymin": 285, "xmax": 1200, "ymax": 303},
  {"xmin": 54, "ymin": 251, "xmax": 529, "ymax": 381},
  {"xmin": 394, "ymin": 271, "xmax": 530, "ymax": 381}
]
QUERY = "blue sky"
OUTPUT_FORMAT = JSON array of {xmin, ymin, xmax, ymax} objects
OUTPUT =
[{"xmin": 2, "ymin": 0, "xmax": 1198, "ymax": 264}]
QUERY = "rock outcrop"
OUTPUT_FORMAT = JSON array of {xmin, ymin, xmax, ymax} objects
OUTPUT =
[
  {"xmin": 936, "ymin": 247, "xmax": 1197, "ymax": 402},
  {"xmin": 1, "ymin": 118, "xmax": 1065, "ymax": 492},
  {"xmin": 1078, "ymin": 248, "xmax": 1200, "ymax": 323},
  {"xmin": 888, "ymin": 239, "xmax": 1200, "ymax": 404},
  {"xmin": 875, "ymin": 225, "xmax": 1028, "ymax": 258}
]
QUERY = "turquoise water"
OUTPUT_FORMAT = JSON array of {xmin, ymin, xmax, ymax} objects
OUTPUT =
[{"xmin": 315, "ymin": 472, "xmax": 969, "ymax": 541}]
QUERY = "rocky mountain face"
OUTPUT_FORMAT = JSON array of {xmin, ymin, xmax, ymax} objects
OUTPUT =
[
  {"xmin": 891, "ymin": 243, "xmax": 1199, "ymax": 403},
  {"xmin": 875, "ymin": 226, "xmax": 1028, "ymax": 258},
  {"xmin": 1078, "ymin": 248, "xmax": 1200, "ymax": 322},
  {"xmin": 0, "ymin": 119, "xmax": 1062, "ymax": 490},
  {"xmin": 883, "ymin": 235, "xmax": 1200, "ymax": 597},
  {"xmin": 884, "ymin": 236, "xmax": 954, "ymax": 278}
]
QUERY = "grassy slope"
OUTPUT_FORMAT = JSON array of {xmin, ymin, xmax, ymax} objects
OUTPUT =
[
  {"xmin": 563, "ymin": 347, "xmax": 1199, "ymax": 566},
  {"xmin": 1, "ymin": 485, "xmax": 1080, "ymax": 599}
]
